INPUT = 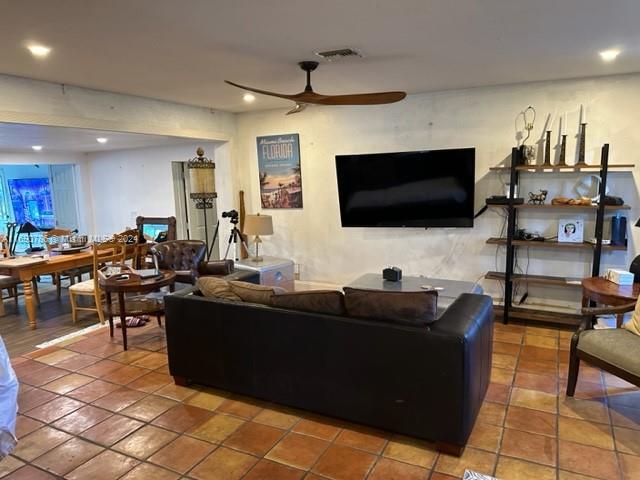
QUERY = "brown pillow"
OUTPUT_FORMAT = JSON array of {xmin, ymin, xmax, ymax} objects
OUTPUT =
[
  {"xmin": 343, "ymin": 287, "xmax": 438, "ymax": 326},
  {"xmin": 271, "ymin": 290, "xmax": 346, "ymax": 316},
  {"xmin": 229, "ymin": 281, "xmax": 285, "ymax": 305},
  {"xmin": 197, "ymin": 277, "xmax": 241, "ymax": 301}
]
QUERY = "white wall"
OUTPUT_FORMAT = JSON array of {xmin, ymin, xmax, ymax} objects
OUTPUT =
[
  {"xmin": 85, "ymin": 142, "xmax": 235, "ymax": 243},
  {"xmin": 234, "ymin": 73, "xmax": 640, "ymax": 308}
]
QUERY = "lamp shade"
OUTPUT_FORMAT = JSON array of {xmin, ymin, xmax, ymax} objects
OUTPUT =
[
  {"xmin": 243, "ymin": 214, "xmax": 273, "ymax": 236},
  {"xmin": 187, "ymin": 147, "xmax": 216, "ymax": 199}
]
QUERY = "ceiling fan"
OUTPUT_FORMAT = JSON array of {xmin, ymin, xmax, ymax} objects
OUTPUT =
[{"xmin": 225, "ymin": 61, "xmax": 407, "ymax": 115}]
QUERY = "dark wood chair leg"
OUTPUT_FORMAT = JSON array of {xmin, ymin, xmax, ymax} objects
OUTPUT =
[
  {"xmin": 32, "ymin": 279, "xmax": 40, "ymax": 306},
  {"xmin": 56, "ymin": 274, "xmax": 62, "ymax": 300},
  {"xmin": 436, "ymin": 442, "xmax": 464, "ymax": 457},
  {"xmin": 173, "ymin": 375, "xmax": 189, "ymax": 386},
  {"xmin": 13, "ymin": 286, "xmax": 19, "ymax": 307},
  {"xmin": 106, "ymin": 293, "xmax": 114, "ymax": 338},
  {"xmin": 566, "ymin": 352, "xmax": 580, "ymax": 397},
  {"xmin": 156, "ymin": 314, "xmax": 162, "ymax": 326}
]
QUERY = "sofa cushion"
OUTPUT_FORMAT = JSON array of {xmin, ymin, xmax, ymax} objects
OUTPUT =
[
  {"xmin": 197, "ymin": 277, "xmax": 241, "ymax": 302},
  {"xmin": 343, "ymin": 287, "xmax": 438, "ymax": 326},
  {"xmin": 271, "ymin": 290, "xmax": 346, "ymax": 316},
  {"xmin": 229, "ymin": 281, "xmax": 285, "ymax": 305},
  {"xmin": 578, "ymin": 328, "xmax": 640, "ymax": 376},
  {"xmin": 623, "ymin": 296, "xmax": 640, "ymax": 336}
]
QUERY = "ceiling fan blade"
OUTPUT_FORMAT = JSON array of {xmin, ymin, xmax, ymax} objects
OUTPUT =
[
  {"xmin": 312, "ymin": 91, "xmax": 407, "ymax": 105},
  {"xmin": 224, "ymin": 80, "xmax": 300, "ymax": 101}
]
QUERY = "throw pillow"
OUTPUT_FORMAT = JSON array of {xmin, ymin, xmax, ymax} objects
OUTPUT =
[
  {"xmin": 196, "ymin": 277, "xmax": 242, "ymax": 301},
  {"xmin": 343, "ymin": 287, "xmax": 438, "ymax": 326},
  {"xmin": 271, "ymin": 290, "xmax": 346, "ymax": 316},
  {"xmin": 229, "ymin": 281, "xmax": 285, "ymax": 305},
  {"xmin": 624, "ymin": 296, "xmax": 640, "ymax": 336}
]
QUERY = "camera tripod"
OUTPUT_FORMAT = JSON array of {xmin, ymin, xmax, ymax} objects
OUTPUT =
[{"xmin": 208, "ymin": 217, "xmax": 250, "ymax": 261}]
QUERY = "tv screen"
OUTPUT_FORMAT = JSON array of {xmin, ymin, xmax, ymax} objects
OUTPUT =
[{"xmin": 335, "ymin": 148, "xmax": 475, "ymax": 227}]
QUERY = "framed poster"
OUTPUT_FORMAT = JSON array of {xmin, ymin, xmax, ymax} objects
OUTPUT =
[
  {"xmin": 256, "ymin": 133, "xmax": 303, "ymax": 208},
  {"xmin": 558, "ymin": 218, "xmax": 584, "ymax": 243},
  {"xmin": 8, "ymin": 178, "xmax": 56, "ymax": 229}
]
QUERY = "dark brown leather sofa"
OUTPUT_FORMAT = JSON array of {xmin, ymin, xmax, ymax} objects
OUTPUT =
[
  {"xmin": 153, "ymin": 240, "xmax": 258, "ymax": 285},
  {"xmin": 164, "ymin": 288, "xmax": 493, "ymax": 455}
]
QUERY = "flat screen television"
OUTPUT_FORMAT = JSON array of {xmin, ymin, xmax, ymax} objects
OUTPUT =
[{"xmin": 335, "ymin": 148, "xmax": 475, "ymax": 227}]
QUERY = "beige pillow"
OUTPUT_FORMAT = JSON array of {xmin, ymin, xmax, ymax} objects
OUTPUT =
[
  {"xmin": 623, "ymin": 297, "xmax": 640, "ymax": 336},
  {"xmin": 229, "ymin": 281, "xmax": 285, "ymax": 305},
  {"xmin": 197, "ymin": 277, "xmax": 241, "ymax": 301},
  {"xmin": 343, "ymin": 287, "xmax": 438, "ymax": 326},
  {"xmin": 271, "ymin": 290, "xmax": 346, "ymax": 316}
]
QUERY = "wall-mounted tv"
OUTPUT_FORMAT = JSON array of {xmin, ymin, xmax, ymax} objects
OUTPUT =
[{"xmin": 335, "ymin": 148, "xmax": 475, "ymax": 228}]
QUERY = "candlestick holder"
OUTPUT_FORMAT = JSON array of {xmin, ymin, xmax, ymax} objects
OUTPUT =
[
  {"xmin": 576, "ymin": 123, "xmax": 588, "ymax": 166},
  {"xmin": 543, "ymin": 130, "xmax": 552, "ymax": 166},
  {"xmin": 558, "ymin": 134, "xmax": 567, "ymax": 166}
]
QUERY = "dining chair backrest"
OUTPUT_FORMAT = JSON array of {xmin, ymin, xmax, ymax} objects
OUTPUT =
[
  {"xmin": 113, "ymin": 228, "xmax": 140, "ymax": 267},
  {"xmin": 92, "ymin": 240, "xmax": 127, "ymax": 292},
  {"xmin": 0, "ymin": 235, "xmax": 9, "ymax": 258},
  {"xmin": 43, "ymin": 228, "xmax": 72, "ymax": 251}
]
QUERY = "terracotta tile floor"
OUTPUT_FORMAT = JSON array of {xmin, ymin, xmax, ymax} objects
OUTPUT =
[{"xmin": 2, "ymin": 321, "xmax": 639, "ymax": 479}]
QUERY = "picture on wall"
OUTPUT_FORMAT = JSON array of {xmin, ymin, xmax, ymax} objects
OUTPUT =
[
  {"xmin": 256, "ymin": 133, "xmax": 303, "ymax": 209},
  {"xmin": 8, "ymin": 178, "xmax": 56, "ymax": 229}
]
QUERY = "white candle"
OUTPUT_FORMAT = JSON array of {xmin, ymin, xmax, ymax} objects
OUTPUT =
[
  {"xmin": 548, "ymin": 114, "xmax": 554, "ymax": 131},
  {"xmin": 562, "ymin": 112, "xmax": 567, "ymax": 135},
  {"xmin": 581, "ymin": 104, "xmax": 587, "ymax": 124}
]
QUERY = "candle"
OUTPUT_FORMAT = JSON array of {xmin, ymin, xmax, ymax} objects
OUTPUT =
[
  {"xmin": 548, "ymin": 114, "xmax": 554, "ymax": 131},
  {"xmin": 581, "ymin": 104, "xmax": 587, "ymax": 124},
  {"xmin": 561, "ymin": 112, "xmax": 567, "ymax": 135}
]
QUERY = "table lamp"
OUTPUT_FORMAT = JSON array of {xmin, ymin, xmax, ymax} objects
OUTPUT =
[
  {"xmin": 243, "ymin": 213, "xmax": 273, "ymax": 262},
  {"xmin": 18, "ymin": 222, "xmax": 43, "ymax": 253}
]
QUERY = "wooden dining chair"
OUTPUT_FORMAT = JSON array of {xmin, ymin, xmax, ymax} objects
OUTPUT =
[
  {"xmin": 0, "ymin": 235, "xmax": 40, "ymax": 315},
  {"xmin": 69, "ymin": 240, "xmax": 126, "ymax": 324},
  {"xmin": 43, "ymin": 228, "xmax": 83, "ymax": 299}
]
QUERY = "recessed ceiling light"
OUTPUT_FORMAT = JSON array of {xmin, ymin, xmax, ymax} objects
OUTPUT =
[
  {"xmin": 96, "ymin": 137, "xmax": 108, "ymax": 144},
  {"xmin": 32, "ymin": 145, "xmax": 43, "ymax": 151},
  {"xmin": 599, "ymin": 49, "xmax": 621, "ymax": 62},
  {"xmin": 243, "ymin": 93, "xmax": 256, "ymax": 103},
  {"xmin": 27, "ymin": 44, "xmax": 51, "ymax": 58}
]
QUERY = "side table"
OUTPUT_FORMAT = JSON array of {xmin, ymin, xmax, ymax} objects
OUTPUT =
[
  {"xmin": 100, "ymin": 270, "xmax": 176, "ymax": 350},
  {"xmin": 235, "ymin": 256, "xmax": 295, "ymax": 291},
  {"xmin": 581, "ymin": 277, "xmax": 640, "ymax": 328}
]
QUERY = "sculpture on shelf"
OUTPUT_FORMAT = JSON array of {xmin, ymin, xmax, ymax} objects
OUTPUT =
[{"xmin": 528, "ymin": 189, "xmax": 548, "ymax": 205}]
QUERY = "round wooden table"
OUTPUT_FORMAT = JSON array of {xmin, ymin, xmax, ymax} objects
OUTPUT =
[
  {"xmin": 99, "ymin": 270, "xmax": 176, "ymax": 350},
  {"xmin": 581, "ymin": 277, "xmax": 640, "ymax": 327}
]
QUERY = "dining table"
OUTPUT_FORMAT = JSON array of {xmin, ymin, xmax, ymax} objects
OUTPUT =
[{"xmin": 0, "ymin": 244, "xmax": 140, "ymax": 329}]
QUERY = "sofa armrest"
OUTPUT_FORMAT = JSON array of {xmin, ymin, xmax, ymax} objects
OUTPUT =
[
  {"xmin": 199, "ymin": 259, "xmax": 234, "ymax": 276},
  {"xmin": 429, "ymin": 293, "xmax": 494, "ymax": 444},
  {"xmin": 430, "ymin": 293, "xmax": 494, "ymax": 338}
]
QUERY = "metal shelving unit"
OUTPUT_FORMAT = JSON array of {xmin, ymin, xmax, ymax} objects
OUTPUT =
[{"xmin": 487, "ymin": 144, "xmax": 634, "ymax": 325}]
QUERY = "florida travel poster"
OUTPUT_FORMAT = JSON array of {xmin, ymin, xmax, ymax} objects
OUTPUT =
[{"xmin": 256, "ymin": 133, "xmax": 303, "ymax": 208}]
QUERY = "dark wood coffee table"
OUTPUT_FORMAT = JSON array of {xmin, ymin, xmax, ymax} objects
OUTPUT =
[
  {"xmin": 581, "ymin": 276, "xmax": 640, "ymax": 327},
  {"xmin": 100, "ymin": 270, "xmax": 176, "ymax": 350}
]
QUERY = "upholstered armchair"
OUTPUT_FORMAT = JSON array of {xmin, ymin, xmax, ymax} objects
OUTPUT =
[
  {"xmin": 153, "ymin": 240, "xmax": 240, "ymax": 285},
  {"xmin": 566, "ymin": 302, "xmax": 640, "ymax": 396}
]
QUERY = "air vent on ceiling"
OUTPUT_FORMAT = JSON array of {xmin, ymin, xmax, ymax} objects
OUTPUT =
[{"xmin": 315, "ymin": 48, "xmax": 362, "ymax": 61}]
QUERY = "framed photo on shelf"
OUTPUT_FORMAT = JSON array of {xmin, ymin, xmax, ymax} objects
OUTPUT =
[{"xmin": 558, "ymin": 218, "xmax": 584, "ymax": 243}]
